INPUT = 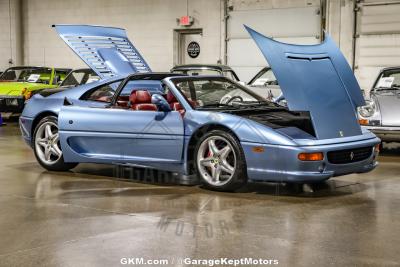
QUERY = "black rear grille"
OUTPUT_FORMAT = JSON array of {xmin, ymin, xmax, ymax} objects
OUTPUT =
[{"xmin": 327, "ymin": 146, "xmax": 373, "ymax": 164}]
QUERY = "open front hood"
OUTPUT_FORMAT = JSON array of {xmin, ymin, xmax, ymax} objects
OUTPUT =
[
  {"xmin": 54, "ymin": 25, "xmax": 151, "ymax": 79},
  {"xmin": 245, "ymin": 26, "xmax": 365, "ymax": 140}
]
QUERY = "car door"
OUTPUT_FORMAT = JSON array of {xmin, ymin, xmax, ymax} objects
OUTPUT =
[{"xmin": 58, "ymin": 105, "xmax": 185, "ymax": 167}]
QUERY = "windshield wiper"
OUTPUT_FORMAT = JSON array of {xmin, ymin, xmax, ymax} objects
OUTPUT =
[
  {"xmin": 240, "ymin": 101, "xmax": 282, "ymax": 108},
  {"xmin": 376, "ymin": 86, "xmax": 400, "ymax": 91},
  {"xmin": 198, "ymin": 103, "xmax": 239, "ymax": 109}
]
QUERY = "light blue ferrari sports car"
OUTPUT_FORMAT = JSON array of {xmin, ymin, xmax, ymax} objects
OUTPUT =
[{"xmin": 20, "ymin": 25, "xmax": 380, "ymax": 191}]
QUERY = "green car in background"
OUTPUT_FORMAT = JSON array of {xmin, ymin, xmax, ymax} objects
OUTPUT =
[{"xmin": 0, "ymin": 66, "xmax": 71, "ymax": 117}]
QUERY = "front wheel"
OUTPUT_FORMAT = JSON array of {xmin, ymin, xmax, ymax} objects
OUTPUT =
[
  {"xmin": 194, "ymin": 130, "xmax": 247, "ymax": 191},
  {"xmin": 33, "ymin": 116, "xmax": 78, "ymax": 171}
]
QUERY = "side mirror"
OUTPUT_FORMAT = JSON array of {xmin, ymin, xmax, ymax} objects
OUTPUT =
[
  {"xmin": 151, "ymin": 94, "xmax": 171, "ymax": 112},
  {"xmin": 63, "ymin": 97, "xmax": 73, "ymax": 106}
]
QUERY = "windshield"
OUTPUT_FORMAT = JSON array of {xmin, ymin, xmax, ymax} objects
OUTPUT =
[
  {"xmin": 223, "ymin": 70, "xmax": 239, "ymax": 81},
  {"xmin": 172, "ymin": 68, "xmax": 222, "ymax": 76},
  {"xmin": 171, "ymin": 77, "xmax": 276, "ymax": 109},
  {"xmin": 0, "ymin": 67, "xmax": 52, "ymax": 83},
  {"xmin": 374, "ymin": 69, "xmax": 400, "ymax": 90},
  {"xmin": 249, "ymin": 68, "xmax": 278, "ymax": 86},
  {"xmin": 172, "ymin": 68, "xmax": 239, "ymax": 81},
  {"xmin": 61, "ymin": 70, "xmax": 100, "ymax": 87}
]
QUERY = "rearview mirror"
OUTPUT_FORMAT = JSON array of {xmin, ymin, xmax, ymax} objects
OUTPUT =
[{"xmin": 151, "ymin": 94, "xmax": 171, "ymax": 112}]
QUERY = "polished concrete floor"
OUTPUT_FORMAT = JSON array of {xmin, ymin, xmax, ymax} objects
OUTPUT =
[{"xmin": 0, "ymin": 122, "xmax": 399, "ymax": 267}]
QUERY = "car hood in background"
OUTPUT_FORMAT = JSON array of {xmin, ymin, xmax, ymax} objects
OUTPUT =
[
  {"xmin": 53, "ymin": 25, "xmax": 151, "ymax": 79},
  {"xmin": 374, "ymin": 92, "xmax": 400, "ymax": 126},
  {"xmin": 0, "ymin": 82, "xmax": 53, "ymax": 96},
  {"xmin": 245, "ymin": 25, "xmax": 365, "ymax": 140}
]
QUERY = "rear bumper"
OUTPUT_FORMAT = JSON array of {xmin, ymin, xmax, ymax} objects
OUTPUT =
[
  {"xmin": 0, "ymin": 95, "xmax": 25, "ymax": 113},
  {"xmin": 364, "ymin": 125, "xmax": 400, "ymax": 142},
  {"xmin": 242, "ymin": 137, "xmax": 380, "ymax": 183}
]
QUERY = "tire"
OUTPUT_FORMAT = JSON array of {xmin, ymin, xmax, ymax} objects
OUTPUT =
[
  {"xmin": 194, "ymin": 129, "xmax": 247, "ymax": 191},
  {"xmin": 33, "ymin": 116, "xmax": 78, "ymax": 171}
]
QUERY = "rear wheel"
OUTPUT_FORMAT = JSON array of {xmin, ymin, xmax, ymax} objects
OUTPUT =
[
  {"xmin": 33, "ymin": 116, "xmax": 78, "ymax": 171},
  {"xmin": 194, "ymin": 130, "xmax": 247, "ymax": 191}
]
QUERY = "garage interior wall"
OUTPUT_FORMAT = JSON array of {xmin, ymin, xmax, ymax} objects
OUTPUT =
[
  {"xmin": 226, "ymin": 0, "xmax": 322, "ymax": 81},
  {"xmin": 354, "ymin": 0, "xmax": 400, "ymax": 93},
  {"xmin": 19, "ymin": 0, "xmax": 223, "ymax": 71},
  {"xmin": 1, "ymin": 0, "xmax": 400, "ymax": 90},
  {"xmin": 0, "ymin": 0, "xmax": 22, "ymax": 71}
]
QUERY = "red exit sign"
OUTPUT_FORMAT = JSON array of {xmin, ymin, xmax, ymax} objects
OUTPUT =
[{"xmin": 179, "ymin": 16, "xmax": 193, "ymax": 26}]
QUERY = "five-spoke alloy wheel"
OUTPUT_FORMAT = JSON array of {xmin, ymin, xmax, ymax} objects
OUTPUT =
[
  {"xmin": 195, "ymin": 130, "xmax": 247, "ymax": 191},
  {"xmin": 33, "ymin": 116, "xmax": 78, "ymax": 171}
]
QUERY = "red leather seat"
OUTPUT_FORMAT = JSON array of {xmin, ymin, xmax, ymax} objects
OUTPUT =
[
  {"xmin": 166, "ymin": 91, "xmax": 177, "ymax": 107},
  {"xmin": 117, "ymin": 95, "xmax": 130, "ymax": 107},
  {"xmin": 171, "ymin": 102, "xmax": 185, "ymax": 115},
  {"xmin": 129, "ymin": 90, "xmax": 157, "ymax": 111},
  {"xmin": 166, "ymin": 91, "xmax": 185, "ymax": 113}
]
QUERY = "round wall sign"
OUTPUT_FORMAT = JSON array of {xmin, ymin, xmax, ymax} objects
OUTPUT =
[{"xmin": 187, "ymin": 42, "xmax": 200, "ymax": 58}]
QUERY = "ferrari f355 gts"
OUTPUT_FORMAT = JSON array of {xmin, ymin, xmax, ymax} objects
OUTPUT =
[{"xmin": 20, "ymin": 25, "xmax": 380, "ymax": 191}]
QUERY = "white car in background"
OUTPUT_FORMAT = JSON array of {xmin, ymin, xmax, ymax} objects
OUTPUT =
[
  {"xmin": 247, "ymin": 67, "xmax": 286, "ymax": 105},
  {"xmin": 358, "ymin": 67, "xmax": 400, "ymax": 143}
]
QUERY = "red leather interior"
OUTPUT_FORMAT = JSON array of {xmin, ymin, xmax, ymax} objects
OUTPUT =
[
  {"xmin": 117, "ymin": 95, "xmax": 129, "ymax": 107},
  {"xmin": 96, "ymin": 96, "xmax": 111, "ymax": 102},
  {"xmin": 132, "ymin": 103, "xmax": 158, "ymax": 111},
  {"xmin": 129, "ymin": 90, "xmax": 157, "ymax": 111},
  {"xmin": 171, "ymin": 102, "xmax": 183, "ymax": 110},
  {"xmin": 166, "ymin": 91, "xmax": 185, "ymax": 114},
  {"xmin": 130, "ymin": 90, "xmax": 152, "ymax": 104},
  {"xmin": 166, "ymin": 91, "xmax": 177, "ymax": 103}
]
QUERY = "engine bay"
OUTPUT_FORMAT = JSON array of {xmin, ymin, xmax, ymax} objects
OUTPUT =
[{"xmin": 224, "ymin": 109, "xmax": 316, "ymax": 137}]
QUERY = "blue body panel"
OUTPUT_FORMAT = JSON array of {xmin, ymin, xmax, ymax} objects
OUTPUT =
[{"xmin": 245, "ymin": 26, "xmax": 365, "ymax": 140}]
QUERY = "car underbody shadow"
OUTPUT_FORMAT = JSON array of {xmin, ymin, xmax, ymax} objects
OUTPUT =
[
  {"xmin": 380, "ymin": 142, "xmax": 400, "ymax": 156},
  {"xmin": 19, "ymin": 162, "xmax": 370, "ymax": 198},
  {"xmin": 236, "ymin": 179, "xmax": 368, "ymax": 198}
]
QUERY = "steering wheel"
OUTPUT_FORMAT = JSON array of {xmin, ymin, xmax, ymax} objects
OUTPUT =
[{"xmin": 225, "ymin": 95, "xmax": 243, "ymax": 104}]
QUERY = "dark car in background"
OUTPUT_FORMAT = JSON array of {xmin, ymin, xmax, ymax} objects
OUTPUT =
[
  {"xmin": 171, "ymin": 64, "xmax": 240, "ymax": 82},
  {"xmin": 358, "ymin": 67, "xmax": 400, "ymax": 143}
]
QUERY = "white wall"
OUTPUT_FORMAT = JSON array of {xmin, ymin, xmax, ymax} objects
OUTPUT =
[
  {"xmin": 21, "ymin": 0, "xmax": 223, "ymax": 71},
  {"xmin": 227, "ymin": 0, "xmax": 322, "ymax": 82},
  {"xmin": 1, "ymin": 0, "xmax": 400, "ymax": 90},
  {"xmin": 354, "ymin": 0, "xmax": 400, "ymax": 92},
  {"xmin": 0, "ymin": 0, "xmax": 22, "ymax": 71},
  {"xmin": 326, "ymin": 0, "xmax": 355, "ymax": 66}
]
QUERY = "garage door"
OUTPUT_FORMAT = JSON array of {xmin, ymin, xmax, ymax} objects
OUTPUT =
[
  {"xmin": 355, "ymin": 0, "xmax": 400, "ymax": 93},
  {"xmin": 226, "ymin": 0, "xmax": 322, "ymax": 82}
]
